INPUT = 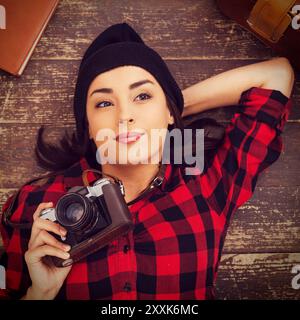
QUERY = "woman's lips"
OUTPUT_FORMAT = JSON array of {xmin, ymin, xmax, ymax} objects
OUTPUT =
[{"xmin": 116, "ymin": 132, "xmax": 144, "ymax": 144}]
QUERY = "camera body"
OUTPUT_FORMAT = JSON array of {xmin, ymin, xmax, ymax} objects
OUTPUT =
[{"xmin": 40, "ymin": 178, "xmax": 133, "ymax": 267}]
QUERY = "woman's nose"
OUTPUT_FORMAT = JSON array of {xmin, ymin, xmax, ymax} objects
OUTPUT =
[
  {"xmin": 119, "ymin": 117, "xmax": 135, "ymax": 125},
  {"xmin": 118, "ymin": 101, "xmax": 135, "ymax": 124}
]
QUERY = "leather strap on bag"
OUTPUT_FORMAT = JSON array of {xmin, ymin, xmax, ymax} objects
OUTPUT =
[{"xmin": 247, "ymin": 0, "xmax": 298, "ymax": 43}]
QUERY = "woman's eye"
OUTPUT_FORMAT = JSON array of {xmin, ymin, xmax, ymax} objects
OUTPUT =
[
  {"xmin": 95, "ymin": 93, "xmax": 151, "ymax": 108},
  {"xmin": 136, "ymin": 93, "xmax": 151, "ymax": 101},
  {"xmin": 95, "ymin": 101, "xmax": 112, "ymax": 108}
]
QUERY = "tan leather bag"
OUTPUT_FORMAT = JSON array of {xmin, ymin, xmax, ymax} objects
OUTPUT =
[{"xmin": 216, "ymin": 0, "xmax": 300, "ymax": 71}]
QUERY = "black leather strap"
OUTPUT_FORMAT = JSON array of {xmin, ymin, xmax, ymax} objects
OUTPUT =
[
  {"xmin": 127, "ymin": 162, "xmax": 166, "ymax": 206},
  {"xmin": 2, "ymin": 163, "xmax": 167, "ymax": 229}
]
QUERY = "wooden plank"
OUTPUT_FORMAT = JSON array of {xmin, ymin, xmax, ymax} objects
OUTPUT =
[
  {"xmin": 223, "ymin": 186, "xmax": 300, "ymax": 254},
  {"xmin": 1, "ymin": 123, "xmax": 299, "ymax": 188},
  {"xmin": 0, "ymin": 60, "xmax": 79, "ymax": 124},
  {"xmin": 1, "ymin": 60, "xmax": 299, "ymax": 124},
  {"xmin": 2, "ymin": 0, "xmax": 277, "ymax": 62},
  {"xmin": 0, "ymin": 189, "xmax": 16, "ymax": 209},
  {"xmin": 216, "ymin": 253, "xmax": 300, "ymax": 299},
  {"xmin": 0, "ymin": 124, "xmax": 69, "ymax": 188}
]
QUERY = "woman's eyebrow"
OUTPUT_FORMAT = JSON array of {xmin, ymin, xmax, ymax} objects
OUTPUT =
[{"xmin": 89, "ymin": 79, "xmax": 154, "ymax": 97}]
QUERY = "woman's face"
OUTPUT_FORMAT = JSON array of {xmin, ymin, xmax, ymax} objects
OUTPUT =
[{"xmin": 86, "ymin": 65, "xmax": 174, "ymax": 165}]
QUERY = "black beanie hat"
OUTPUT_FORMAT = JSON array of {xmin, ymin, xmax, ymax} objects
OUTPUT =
[{"xmin": 73, "ymin": 22, "xmax": 184, "ymax": 142}]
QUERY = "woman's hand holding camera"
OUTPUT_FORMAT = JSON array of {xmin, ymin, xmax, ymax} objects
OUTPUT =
[{"xmin": 22, "ymin": 202, "xmax": 72, "ymax": 300}]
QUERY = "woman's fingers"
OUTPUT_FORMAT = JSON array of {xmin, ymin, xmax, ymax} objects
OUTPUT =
[
  {"xmin": 28, "ymin": 229, "xmax": 70, "ymax": 252},
  {"xmin": 25, "ymin": 245, "xmax": 70, "ymax": 265},
  {"xmin": 27, "ymin": 202, "xmax": 71, "ymax": 266},
  {"xmin": 33, "ymin": 202, "xmax": 53, "ymax": 221},
  {"xmin": 30, "ymin": 202, "xmax": 67, "ymax": 244},
  {"xmin": 30, "ymin": 217, "xmax": 67, "ymax": 245}
]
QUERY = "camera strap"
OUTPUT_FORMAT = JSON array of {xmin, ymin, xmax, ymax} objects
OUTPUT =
[
  {"xmin": 2, "ymin": 167, "xmax": 122, "ymax": 229},
  {"xmin": 2, "ymin": 163, "xmax": 167, "ymax": 229},
  {"xmin": 82, "ymin": 168, "xmax": 124, "ymax": 189},
  {"xmin": 126, "ymin": 162, "xmax": 167, "ymax": 206},
  {"xmin": 81, "ymin": 162, "xmax": 167, "ymax": 206}
]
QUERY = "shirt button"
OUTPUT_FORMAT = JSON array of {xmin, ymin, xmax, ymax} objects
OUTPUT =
[
  {"xmin": 123, "ymin": 282, "xmax": 131, "ymax": 292},
  {"xmin": 123, "ymin": 244, "xmax": 130, "ymax": 253}
]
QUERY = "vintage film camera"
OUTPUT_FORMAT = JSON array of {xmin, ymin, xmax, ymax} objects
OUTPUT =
[{"xmin": 39, "ymin": 177, "xmax": 133, "ymax": 267}]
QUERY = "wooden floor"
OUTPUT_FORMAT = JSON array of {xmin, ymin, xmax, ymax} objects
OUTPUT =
[{"xmin": 0, "ymin": 0, "xmax": 299, "ymax": 299}]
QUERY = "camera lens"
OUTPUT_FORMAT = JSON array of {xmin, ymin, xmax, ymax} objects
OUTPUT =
[
  {"xmin": 56, "ymin": 193, "xmax": 98, "ymax": 232},
  {"xmin": 65, "ymin": 202, "xmax": 84, "ymax": 224}
]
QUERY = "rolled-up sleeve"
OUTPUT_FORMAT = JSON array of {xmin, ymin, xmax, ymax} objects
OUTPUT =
[
  {"xmin": 0, "ymin": 188, "xmax": 33, "ymax": 300},
  {"xmin": 197, "ymin": 86, "xmax": 293, "ymax": 220}
]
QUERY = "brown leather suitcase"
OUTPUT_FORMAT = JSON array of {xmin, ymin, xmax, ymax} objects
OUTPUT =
[{"xmin": 216, "ymin": 0, "xmax": 300, "ymax": 71}]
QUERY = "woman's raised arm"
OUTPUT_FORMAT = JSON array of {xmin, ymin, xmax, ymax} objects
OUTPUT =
[{"xmin": 181, "ymin": 57, "xmax": 295, "ymax": 117}]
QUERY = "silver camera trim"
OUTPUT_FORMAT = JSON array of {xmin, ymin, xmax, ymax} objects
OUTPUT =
[
  {"xmin": 85, "ymin": 178, "xmax": 111, "ymax": 198},
  {"xmin": 39, "ymin": 207, "xmax": 66, "ymax": 241},
  {"xmin": 39, "ymin": 178, "xmax": 113, "ymax": 222},
  {"xmin": 39, "ymin": 207, "xmax": 56, "ymax": 221}
]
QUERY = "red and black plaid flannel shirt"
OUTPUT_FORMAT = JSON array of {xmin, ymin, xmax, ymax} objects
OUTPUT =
[{"xmin": 0, "ymin": 86, "xmax": 293, "ymax": 300}]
